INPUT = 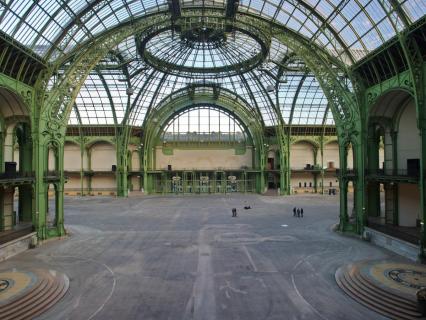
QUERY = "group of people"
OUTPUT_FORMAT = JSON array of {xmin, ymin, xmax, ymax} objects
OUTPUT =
[
  {"xmin": 293, "ymin": 207, "xmax": 304, "ymax": 218},
  {"xmin": 232, "ymin": 206, "xmax": 304, "ymax": 218}
]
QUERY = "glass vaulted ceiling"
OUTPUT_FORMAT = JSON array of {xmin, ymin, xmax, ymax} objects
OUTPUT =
[
  {"xmin": 71, "ymin": 34, "xmax": 331, "ymax": 127},
  {"xmin": 2, "ymin": 1, "xmax": 425, "ymax": 128},
  {"xmin": 0, "ymin": 0, "xmax": 424, "ymax": 64}
]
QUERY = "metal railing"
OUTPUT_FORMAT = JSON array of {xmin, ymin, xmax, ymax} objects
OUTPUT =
[
  {"xmin": 365, "ymin": 169, "xmax": 419, "ymax": 179},
  {"xmin": 152, "ymin": 179, "xmax": 256, "ymax": 194},
  {"xmin": 0, "ymin": 171, "xmax": 35, "ymax": 180},
  {"xmin": 44, "ymin": 170, "xmax": 60, "ymax": 177},
  {"xmin": 64, "ymin": 188, "xmax": 116, "ymax": 191},
  {"xmin": 335, "ymin": 169, "xmax": 356, "ymax": 177},
  {"xmin": 291, "ymin": 166, "xmax": 323, "ymax": 171},
  {"xmin": 333, "ymin": 168, "xmax": 421, "ymax": 180}
]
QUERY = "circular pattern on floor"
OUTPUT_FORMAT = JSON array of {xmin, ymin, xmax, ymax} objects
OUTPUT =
[
  {"xmin": 363, "ymin": 261, "xmax": 426, "ymax": 296},
  {"xmin": 388, "ymin": 269, "xmax": 426, "ymax": 290},
  {"xmin": 0, "ymin": 270, "xmax": 37, "ymax": 304},
  {"xmin": 336, "ymin": 260, "xmax": 426, "ymax": 320},
  {"xmin": 0, "ymin": 279, "xmax": 11, "ymax": 292},
  {"xmin": 0, "ymin": 268, "xmax": 69, "ymax": 320}
]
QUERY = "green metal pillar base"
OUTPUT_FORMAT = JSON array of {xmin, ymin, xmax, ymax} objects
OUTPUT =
[
  {"xmin": 143, "ymin": 172, "xmax": 152, "ymax": 195},
  {"xmin": 338, "ymin": 142, "xmax": 348, "ymax": 232},
  {"xmin": 420, "ymin": 126, "xmax": 426, "ymax": 253},
  {"xmin": 17, "ymin": 123, "xmax": 33, "ymax": 223},
  {"xmin": 116, "ymin": 170, "xmax": 128, "ymax": 197},
  {"xmin": 257, "ymin": 171, "xmax": 265, "ymax": 193},
  {"xmin": 367, "ymin": 182, "xmax": 381, "ymax": 217},
  {"xmin": 117, "ymin": 189, "xmax": 128, "ymax": 197},
  {"xmin": 366, "ymin": 124, "xmax": 380, "ymax": 218},
  {"xmin": 313, "ymin": 173, "xmax": 318, "ymax": 194},
  {"xmin": 279, "ymin": 169, "xmax": 290, "ymax": 195},
  {"xmin": 46, "ymin": 223, "xmax": 66, "ymax": 238},
  {"xmin": 339, "ymin": 222, "xmax": 356, "ymax": 233},
  {"xmin": 0, "ymin": 189, "xmax": 4, "ymax": 232},
  {"xmin": 37, "ymin": 225, "xmax": 47, "ymax": 240},
  {"xmin": 55, "ymin": 182, "xmax": 65, "ymax": 236},
  {"xmin": 18, "ymin": 185, "xmax": 33, "ymax": 222}
]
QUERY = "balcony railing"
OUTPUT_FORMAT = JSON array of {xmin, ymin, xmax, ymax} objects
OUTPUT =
[
  {"xmin": 366, "ymin": 169, "xmax": 419, "ymax": 179},
  {"xmin": 0, "ymin": 171, "xmax": 35, "ymax": 180},
  {"xmin": 335, "ymin": 168, "xmax": 420, "ymax": 182},
  {"xmin": 335, "ymin": 169, "xmax": 356, "ymax": 177},
  {"xmin": 44, "ymin": 170, "xmax": 60, "ymax": 177},
  {"xmin": 291, "ymin": 166, "xmax": 323, "ymax": 172}
]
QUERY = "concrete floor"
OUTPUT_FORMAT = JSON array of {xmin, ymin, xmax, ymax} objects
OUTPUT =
[{"xmin": 0, "ymin": 194, "xmax": 397, "ymax": 320}]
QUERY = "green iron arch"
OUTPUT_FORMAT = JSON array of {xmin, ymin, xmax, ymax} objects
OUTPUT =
[
  {"xmin": 367, "ymin": 88, "xmax": 415, "ymax": 131},
  {"xmin": 39, "ymin": 8, "xmax": 357, "ymax": 138},
  {"xmin": 142, "ymin": 87, "xmax": 267, "ymax": 192},
  {"xmin": 143, "ymin": 90, "xmax": 265, "ymax": 166},
  {"xmin": 158, "ymin": 106, "xmax": 253, "ymax": 145},
  {"xmin": 291, "ymin": 138, "xmax": 320, "ymax": 150}
]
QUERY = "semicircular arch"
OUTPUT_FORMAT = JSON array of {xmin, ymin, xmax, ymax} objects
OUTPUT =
[
  {"xmin": 368, "ymin": 89, "xmax": 414, "ymax": 131},
  {"xmin": 143, "ymin": 90, "xmax": 264, "ymax": 145},
  {"xmin": 84, "ymin": 138, "xmax": 116, "ymax": 150},
  {"xmin": 0, "ymin": 87, "xmax": 31, "ymax": 125},
  {"xmin": 143, "ymin": 90, "xmax": 266, "ymax": 170}
]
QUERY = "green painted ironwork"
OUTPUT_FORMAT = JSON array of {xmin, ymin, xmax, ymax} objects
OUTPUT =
[{"xmin": 0, "ymin": 4, "xmax": 422, "ymax": 257}]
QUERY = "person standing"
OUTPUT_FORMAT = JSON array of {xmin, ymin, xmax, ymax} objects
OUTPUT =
[
  {"xmin": 293, "ymin": 207, "xmax": 296, "ymax": 217},
  {"xmin": 301, "ymin": 208, "xmax": 304, "ymax": 218},
  {"xmin": 297, "ymin": 208, "xmax": 300, "ymax": 218},
  {"xmin": 232, "ymin": 208, "xmax": 237, "ymax": 217}
]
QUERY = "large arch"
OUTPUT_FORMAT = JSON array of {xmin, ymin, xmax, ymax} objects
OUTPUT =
[
  {"xmin": 366, "ymin": 89, "xmax": 421, "ymax": 238},
  {"xmin": 142, "ymin": 87, "xmax": 266, "ymax": 193}
]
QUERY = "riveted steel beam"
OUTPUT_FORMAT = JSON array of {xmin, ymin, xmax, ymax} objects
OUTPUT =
[
  {"xmin": 225, "ymin": 0, "xmax": 239, "ymax": 19},
  {"xmin": 168, "ymin": 0, "xmax": 181, "ymax": 19}
]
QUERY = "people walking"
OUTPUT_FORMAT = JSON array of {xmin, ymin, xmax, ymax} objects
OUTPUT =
[
  {"xmin": 301, "ymin": 208, "xmax": 304, "ymax": 218},
  {"xmin": 293, "ymin": 207, "xmax": 296, "ymax": 217},
  {"xmin": 297, "ymin": 208, "xmax": 300, "ymax": 218}
]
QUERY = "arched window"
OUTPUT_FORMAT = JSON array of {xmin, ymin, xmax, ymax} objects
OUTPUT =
[{"xmin": 162, "ymin": 106, "xmax": 247, "ymax": 143}]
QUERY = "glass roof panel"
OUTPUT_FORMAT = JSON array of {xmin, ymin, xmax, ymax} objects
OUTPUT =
[
  {"xmin": 181, "ymin": 0, "xmax": 226, "ymax": 8},
  {"xmin": 280, "ymin": 74, "xmax": 306, "ymax": 123},
  {"xmin": 75, "ymin": 71, "xmax": 128, "ymax": 125},
  {"xmin": 324, "ymin": 107, "xmax": 334, "ymax": 125},
  {"xmin": 291, "ymin": 76, "xmax": 328, "ymax": 125},
  {"xmin": 68, "ymin": 107, "xmax": 80, "ymax": 126},
  {"xmin": 402, "ymin": 0, "xmax": 426, "ymax": 22},
  {"xmin": 0, "ymin": 1, "xmax": 423, "ymax": 63}
]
